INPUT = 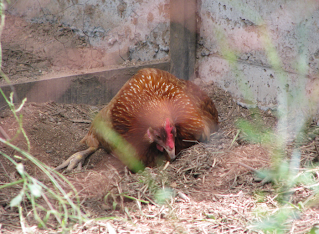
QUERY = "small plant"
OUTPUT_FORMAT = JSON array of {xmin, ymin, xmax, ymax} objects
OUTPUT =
[
  {"xmin": 215, "ymin": 1, "xmax": 319, "ymax": 232},
  {"xmin": 0, "ymin": 3, "xmax": 87, "ymax": 232},
  {"xmin": 0, "ymin": 90, "xmax": 88, "ymax": 232}
]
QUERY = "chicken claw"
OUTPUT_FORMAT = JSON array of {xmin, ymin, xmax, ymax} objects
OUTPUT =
[{"xmin": 55, "ymin": 147, "xmax": 97, "ymax": 172}]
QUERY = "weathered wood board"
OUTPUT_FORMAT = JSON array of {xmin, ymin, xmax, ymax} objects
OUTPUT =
[
  {"xmin": 0, "ymin": 62, "xmax": 170, "ymax": 109},
  {"xmin": 170, "ymin": 0, "xmax": 196, "ymax": 81}
]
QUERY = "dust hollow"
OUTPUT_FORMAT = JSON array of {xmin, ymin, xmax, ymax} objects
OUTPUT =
[{"xmin": 0, "ymin": 82, "xmax": 276, "ymax": 232}]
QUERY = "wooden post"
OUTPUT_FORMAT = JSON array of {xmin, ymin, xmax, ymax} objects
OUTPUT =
[{"xmin": 170, "ymin": 0, "xmax": 197, "ymax": 80}]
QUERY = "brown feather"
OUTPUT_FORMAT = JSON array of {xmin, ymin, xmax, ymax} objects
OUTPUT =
[{"xmin": 81, "ymin": 68, "xmax": 218, "ymax": 167}]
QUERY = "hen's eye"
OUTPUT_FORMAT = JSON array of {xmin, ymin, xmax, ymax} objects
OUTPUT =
[{"xmin": 171, "ymin": 127, "xmax": 176, "ymax": 136}]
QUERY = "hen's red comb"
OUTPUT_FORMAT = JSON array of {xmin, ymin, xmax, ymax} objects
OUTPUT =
[{"xmin": 165, "ymin": 118, "xmax": 174, "ymax": 149}]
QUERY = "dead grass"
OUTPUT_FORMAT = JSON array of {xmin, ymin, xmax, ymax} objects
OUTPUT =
[{"xmin": 1, "ymin": 83, "xmax": 319, "ymax": 233}]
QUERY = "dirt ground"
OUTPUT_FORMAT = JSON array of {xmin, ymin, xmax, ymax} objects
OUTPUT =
[{"xmin": 1, "ymin": 14, "xmax": 319, "ymax": 233}]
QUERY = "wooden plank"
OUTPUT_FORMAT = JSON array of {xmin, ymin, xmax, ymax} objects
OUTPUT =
[
  {"xmin": 170, "ymin": 0, "xmax": 197, "ymax": 80},
  {"xmin": 0, "ymin": 62, "xmax": 170, "ymax": 109}
]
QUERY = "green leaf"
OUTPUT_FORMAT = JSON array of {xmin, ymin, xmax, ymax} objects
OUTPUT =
[
  {"xmin": 28, "ymin": 179, "xmax": 42, "ymax": 198},
  {"xmin": 10, "ymin": 190, "xmax": 24, "ymax": 207},
  {"xmin": 112, "ymin": 201, "xmax": 117, "ymax": 210},
  {"xmin": 309, "ymin": 225, "xmax": 319, "ymax": 234},
  {"xmin": 206, "ymin": 213, "xmax": 216, "ymax": 219},
  {"xmin": 236, "ymin": 119, "xmax": 272, "ymax": 144},
  {"xmin": 16, "ymin": 163, "xmax": 24, "ymax": 176},
  {"xmin": 155, "ymin": 187, "xmax": 173, "ymax": 205}
]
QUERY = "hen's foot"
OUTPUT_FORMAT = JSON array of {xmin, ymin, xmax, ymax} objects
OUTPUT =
[{"xmin": 55, "ymin": 147, "xmax": 97, "ymax": 172}]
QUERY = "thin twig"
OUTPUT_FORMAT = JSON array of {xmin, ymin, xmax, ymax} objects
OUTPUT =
[{"xmin": 0, "ymin": 126, "xmax": 9, "ymax": 140}]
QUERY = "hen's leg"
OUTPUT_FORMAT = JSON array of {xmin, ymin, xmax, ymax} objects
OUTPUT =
[{"xmin": 55, "ymin": 146, "xmax": 97, "ymax": 172}]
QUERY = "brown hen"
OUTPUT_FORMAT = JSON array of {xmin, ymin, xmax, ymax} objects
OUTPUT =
[{"xmin": 56, "ymin": 68, "xmax": 218, "ymax": 172}]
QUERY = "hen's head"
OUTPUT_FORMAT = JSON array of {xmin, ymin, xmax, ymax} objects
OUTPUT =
[{"xmin": 147, "ymin": 118, "xmax": 177, "ymax": 160}]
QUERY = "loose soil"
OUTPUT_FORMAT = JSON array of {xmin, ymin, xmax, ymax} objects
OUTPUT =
[{"xmin": 0, "ymin": 14, "xmax": 319, "ymax": 233}]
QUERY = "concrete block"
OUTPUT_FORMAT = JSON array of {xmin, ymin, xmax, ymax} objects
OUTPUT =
[
  {"xmin": 198, "ymin": 0, "xmax": 319, "ymax": 110},
  {"xmin": 7, "ymin": 0, "xmax": 170, "ymax": 62}
]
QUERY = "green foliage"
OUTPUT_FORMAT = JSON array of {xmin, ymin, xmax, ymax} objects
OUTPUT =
[
  {"xmin": 254, "ymin": 208, "xmax": 298, "ymax": 234},
  {"xmin": 0, "ymin": 6, "xmax": 87, "ymax": 228},
  {"xmin": 217, "ymin": 1, "xmax": 319, "ymax": 232},
  {"xmin": 309, "ymin": 225, "xmax": 319, "ymax": 234},
  {"xmin": 236, "ymin": 118, "xmax": 273, "ymax": 145},
  {"xmin": 237, "ymin": 110, "xmax": 319, "ymax": 232},
  {"xmin": 135, "ymin": 167, "xmax": 173, "ymax": 204},
  {"xmin": 92, "ymin": 113, "xmax": 144, "ymax": 172},
  {"xmin": 154, "ymin": 187, "xmax": 174, "ymax": 205},
  {"xmin": 0, "ymin": 98, "xmax": 87, "ymax": 231}
]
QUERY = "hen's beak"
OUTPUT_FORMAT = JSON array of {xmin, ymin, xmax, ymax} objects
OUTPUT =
[{"xmin": 164, "ymin": 146, "xmax": 176, "ymax": 160}]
